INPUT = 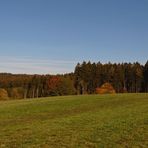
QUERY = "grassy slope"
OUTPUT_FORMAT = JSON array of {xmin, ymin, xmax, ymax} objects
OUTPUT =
[{"xmin": 0, "ymin": 94, "xmax": 148, "ymax": 148}]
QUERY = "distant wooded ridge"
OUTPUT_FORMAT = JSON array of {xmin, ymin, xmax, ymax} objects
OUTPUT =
[{"xmin": 0, "ymin": 61, "xmax": 148, "ymax": 100}]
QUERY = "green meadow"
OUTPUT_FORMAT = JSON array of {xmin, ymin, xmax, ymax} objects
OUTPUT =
[{"xmin": 0, "ymin": 94, "xmax": 148, "ymax": 147}]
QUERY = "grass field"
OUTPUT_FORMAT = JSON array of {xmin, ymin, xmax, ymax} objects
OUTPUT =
[{"xmin": 0, "ymin": 94, "xmax": 148, "ymax": 148}]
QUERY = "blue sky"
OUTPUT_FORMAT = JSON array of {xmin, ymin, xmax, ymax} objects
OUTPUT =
[{"xmin": 0, "ymin": 0, "xmax": 148, "ymax": 74}]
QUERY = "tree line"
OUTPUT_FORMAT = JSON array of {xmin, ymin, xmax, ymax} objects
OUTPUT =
[
  {"xmin": 74, "ymin": 61, "xmax": 148, "ymax": 94},
  {"xmin": 0, "ymin": 73, "xmax": 75, "ymax": 100},
  {"xmin": 0, "ymin": 61, "xmax": 148, "ymax": 100}
]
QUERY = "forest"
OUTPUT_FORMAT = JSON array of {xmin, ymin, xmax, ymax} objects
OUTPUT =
[{"xmin": 0, "ymin": 61, "xmax": 148, "ymax": 100}]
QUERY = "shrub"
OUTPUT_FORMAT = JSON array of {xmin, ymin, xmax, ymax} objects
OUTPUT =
[
  {"xmin": 8, "ymin": 87, "xmax": 24, "ymax": 99},
  {"xmin": 96, "ymin": 83, "xmax": 116, "ymax": 94},
  {"xmin": 0, "ymin": 88, "xmax": 9, "ymax": 100}
]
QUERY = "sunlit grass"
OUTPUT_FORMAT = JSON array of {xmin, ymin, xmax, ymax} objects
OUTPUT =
[{"xmin": 0, "ymin": 94, "xmax": 148, "ymax": 147}]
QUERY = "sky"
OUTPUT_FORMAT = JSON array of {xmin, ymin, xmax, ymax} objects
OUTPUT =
[{"xmin": 0, "ymin": 0, "xmax": 148, "ymax": 74}]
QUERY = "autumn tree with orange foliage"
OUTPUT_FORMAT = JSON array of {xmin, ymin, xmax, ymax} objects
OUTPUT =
[{"xmin": 47, "ymin": 76, "xmax": 61, "ymax": 96}]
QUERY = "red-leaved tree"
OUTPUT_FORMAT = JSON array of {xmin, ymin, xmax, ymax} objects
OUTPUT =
[{"xmin": 47, "ymin": 76, "xmax": 61, "ymax": 96}]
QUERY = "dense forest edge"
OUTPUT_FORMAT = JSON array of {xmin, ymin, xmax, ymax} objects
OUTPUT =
[{"xmin": 0, "ymin": 61, "xmax": 148, "ymax": 100}]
